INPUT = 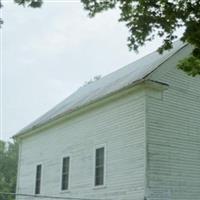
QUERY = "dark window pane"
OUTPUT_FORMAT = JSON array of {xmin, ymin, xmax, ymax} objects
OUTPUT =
[
  {"xmin": 96, "ymin": 148, "xmax": 104, "ymax": 166},
  {"xmin": 95, "ymin": 175, "xmax": 104, "ymax": 186},
  {"xmin": 96, "ymin": 148, "xmax": 104, "ymax": 159},
  {"xmin": 62, "ymin": 174, "xmax": 69, "ymax": 190},
  {"xmin": 95, "ymin": 147, "xmax": 104, "ymax": 186},
  {"xmin": 61, "ymin": 157, "xmax": 70, "ymax": 190},
  {"xmin": 96, "ymin": 156, "xmax": 104, "ymax": 167},
  {"xmin": 95, "ymin": 167, "xmax": 104, "ymax": 178},
  {"xmin": 62, "ymin": 157, "xmax": 69, "ymax": 173},
  {"xmin": 35, "ymin": 165, "xmax": 42, "ymax": 194}
]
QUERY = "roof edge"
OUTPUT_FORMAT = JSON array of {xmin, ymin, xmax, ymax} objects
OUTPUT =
[
  {"xmin": 13, "ymin": 41, "xmax": 189, "ymax": 139},
  {"xmin": 13, "ymin": 79, "xmax": 170, "ymax": 140},
  {"xmin": 144, "ymin": 43, "xmax": 189, "ymax": 79},
  {"xmin": 13, "ymin": 79, "xmax": 145, "ymax": 139}
]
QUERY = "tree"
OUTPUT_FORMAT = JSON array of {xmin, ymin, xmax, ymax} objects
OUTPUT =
[
  {"xmin": 81, "ymin": 0, "xmax": 200, "ymax": 76},
  {"xmin": 1, "ymin": 0, "xmax": 200, "ymax": 76},
  {"xmin": 0, "ymin": 140, "xmax": 18, "ymax": 200},
  {"xmin": 14, "ymin": 0, "xmax": 43, "ymax": 8},
  {"xmin": 0, "ymin": 0, "xmax": 3, "ymax": 27},
  {"xmin": 0, "ymin": 0, "xmax": 42, "ymax": 28}
]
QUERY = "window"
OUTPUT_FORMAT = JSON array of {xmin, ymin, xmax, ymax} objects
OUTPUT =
[
  {"xmin": 95, "ymin": 147, "xmax": 105, "ymax": 186},
  {"xmin": 35, "ymin": 164, "xmax": 42, "ymax": 194},
  {"xmin": 61, "ymin": 157, "xmax": 70, "ymax": 190}
]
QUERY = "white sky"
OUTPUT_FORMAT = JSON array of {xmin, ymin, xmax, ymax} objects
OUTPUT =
[{"xmin": 0, "ymin": 0, "xmax": 182, "ymax": 141}]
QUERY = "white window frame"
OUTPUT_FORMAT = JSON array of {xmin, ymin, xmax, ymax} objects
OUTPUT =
[
  {"xmin": 93, "ymin": 144, "xmax": 106, "ymax": 189},
  {"xmin": 60, "ymin": 155, "xmax": 71, "ymax": 192},
  {"xmin": 34, "ymin": 163, "xmax": 43, "ymax": 195}
]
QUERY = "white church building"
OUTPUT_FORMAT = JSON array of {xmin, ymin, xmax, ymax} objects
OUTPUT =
[{"xmin": 14, "ymin": 41, "xmax": 200, "ymax": 200}]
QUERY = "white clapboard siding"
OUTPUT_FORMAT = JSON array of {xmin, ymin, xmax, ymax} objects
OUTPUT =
[
  {"xmin": 145, "ymin": 44, "xmax": 200, "ymax": 199},
  {"xmin": 16, "ymin": 87, "xmax": 146, "ymax": 200}
]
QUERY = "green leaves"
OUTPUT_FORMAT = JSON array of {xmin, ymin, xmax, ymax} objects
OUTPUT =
[
  {"xmin": 81, "ymin": 0, "xmax": 200, "ymax": 76},
  {"xmin": 0, "ymin": 140, "xmax": 18, "ymax": 200},
  {"xmin": 178, "ymin": 55, "xmax": 200, "ymax": 76},
  {"xmin": 0, "ymin": 1, "xmax": 3, "ymax": 28},
  {"xmin": 1, "ymin": 0, "xmax": 200, "ymax": 76},
  {"xmin": 0, "ymin": 0, "xmax": 42, "ymax": 28},
  {"xmin": 81, "ymin": 0, "xmax": 116, "ymax": 17},
  {"xmin": 14, "ymin": 0, "xmax": 43, "ymax": 8}
]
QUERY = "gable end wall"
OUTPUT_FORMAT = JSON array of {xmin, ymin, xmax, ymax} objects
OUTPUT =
[{"xmin": 145, "ymin": 45, "xmax": 200, "ymax": 200}]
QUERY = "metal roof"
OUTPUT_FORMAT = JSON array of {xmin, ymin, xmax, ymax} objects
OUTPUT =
[{"xmin": 14, "ymin": 40, "xmax": 187, "ymax": 137}]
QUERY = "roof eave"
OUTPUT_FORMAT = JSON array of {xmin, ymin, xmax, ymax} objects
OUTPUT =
[{"xmin": 13, "ymin": 78, "xmax": 169, "ymax": 140}]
